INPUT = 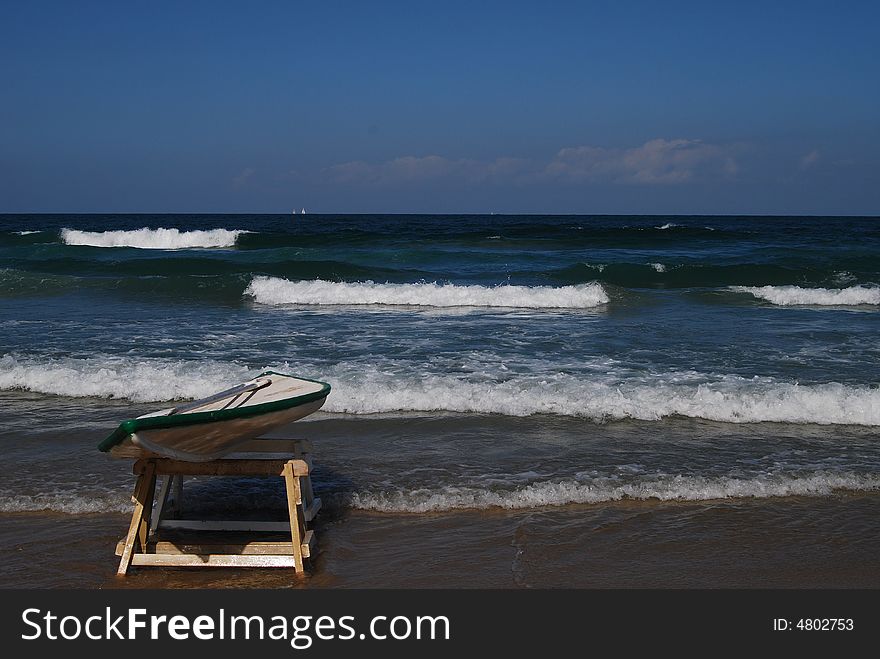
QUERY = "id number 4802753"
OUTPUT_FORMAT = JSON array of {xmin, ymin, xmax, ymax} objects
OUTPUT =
[{"xmin": 773, "ymin": 618, "xmax": 854, "ymax": 631}]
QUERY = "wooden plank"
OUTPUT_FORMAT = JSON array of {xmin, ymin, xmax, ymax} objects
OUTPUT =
[
  {"xmin": 134, "ymin": 457, "xmax": 310, "ymax": 477},
  {"xmin": 150, "ymin": 475, "xmax": 174, "ymax": 533},
  {"xmin": 158, "ymin": 520, "xmax": 291, "ymax": 532},
  {"xmin": 300, "ymin": 470, "xmax": 315, "ymax": 509},
  {"xmin": 117, "ymin": 539, "xmax": 300, "ymax": 556},
  {"xmin": 170, "ymin": 474, "xmax": 183, "ymax": 516},
  {"xmin": 303, "ymin": 497, "xmax": 322, "ymax": 523},
  {"xmin": 301, "ymin": 530, "xmax": 315, "ymax": 559},
  {"xmin": 223, "ymin": 452, "xmax": 304, "ymax": 460},
  {"xmin": 253, "ymin": 434, "xmax": 311, "ymax": 442},
  {"xmin": 117, "ymin": 461, "xmax": 156, "ymax": 575},
  {"xmin": 137, "ymin": 468, "xmax": 157, "ymax": 552},
  {"xmin": 111, "ymin": 438, "xmax": 311, "ymax": 461},
  {"xmin": 283, "ymin": 462, "xmax": 306, "ymax": 573},
  {"xmin": 130, "ymin": 553, "xmax": 297, "ymax": 568},
  {"xmin": 237, "ymin": 438, "xmax": 313, "ymax": 453}
]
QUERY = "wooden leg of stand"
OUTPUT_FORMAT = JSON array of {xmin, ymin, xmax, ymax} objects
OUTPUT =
[
  {"xmin": 118, "ymin": 460, "xmax": 157, "ymax": 576},
  {"xmin": 301, "ymin": 469, "xmax": 315, "ymax": 511},
  {"xmin": 172, "ymin": 475, "xmax": 183, "ymax": 516},
  {"xmin": 292, "ymin": 443, "xmax": 315, "ymax": 511},
  {"xmin": 138, "ymin": 469, "xmax": 157, "ymax": 550},
  {"xmin": 150, "ymin": 475, "xmax": 173, "ymax": 533},
  {"xmin": 283, "ymin": 462, "xmax": 305, "ymax": 574}
]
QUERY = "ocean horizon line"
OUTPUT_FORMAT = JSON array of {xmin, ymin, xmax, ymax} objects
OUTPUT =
[{"xmin": 2, "ymin": 211, "xmax": 879, "ymax": 218}]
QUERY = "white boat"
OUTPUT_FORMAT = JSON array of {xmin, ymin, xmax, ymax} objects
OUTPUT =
[
  {"xmin": 301, "ymin": 208, "xmax": 306, "ymax": 214},
  {"xmin": 99, "ymin": 371, "xmax": 330, "ymax": 461}
]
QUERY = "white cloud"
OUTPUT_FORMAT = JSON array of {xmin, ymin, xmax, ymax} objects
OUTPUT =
[
  {"xmin": 540, "ymin": 139, "xmax": 739, "ymax": 184},
  {"xmin": 799, "ymin": 150, "xmax": 820, "ymax": 170},
  {"xmin": 232, "ymin": 167, "xmax": 256, "ymax": 189},
  {"xmin": 314, "ymin": 139, "xmax": 740, "ymax": 187}
]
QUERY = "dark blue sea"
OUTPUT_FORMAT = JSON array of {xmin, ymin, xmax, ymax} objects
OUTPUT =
[{"xmin": 2, "ymin": 214, "xmax": 879, "ymax": 587}]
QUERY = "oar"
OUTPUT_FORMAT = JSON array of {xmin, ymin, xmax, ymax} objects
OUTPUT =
[{"xmin": 167, "ymin": 377, "xmax": 272, "ymax": 415}]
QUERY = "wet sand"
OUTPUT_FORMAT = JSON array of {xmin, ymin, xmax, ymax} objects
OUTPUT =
[{"xmin": 3, "ymin": 494, "xmax": 879, "ymax": 589}]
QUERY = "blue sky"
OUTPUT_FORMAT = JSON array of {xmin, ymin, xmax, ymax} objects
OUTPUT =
[{"xmin": 1, "ymin": 0, "xmax": 878, "ymax": 214}]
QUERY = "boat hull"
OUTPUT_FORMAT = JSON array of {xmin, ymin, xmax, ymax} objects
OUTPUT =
[
  {"xmin": 99, "ymin": 371, "xmax": 331, "ymax": 461},
  {"xmin": 109, "ymin": 396, "xmax": 326, "ymax": 461}
]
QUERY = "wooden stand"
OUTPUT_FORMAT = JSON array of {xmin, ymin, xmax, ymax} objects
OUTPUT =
[{"xmin": 115, "ymin": 438, "xmax": 320, "ymax": 575}]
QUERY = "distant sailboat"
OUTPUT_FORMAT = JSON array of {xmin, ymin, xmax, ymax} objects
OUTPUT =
[{"xmin": 301, "ymin": 208, "xmax": 307, "ymax": 215}]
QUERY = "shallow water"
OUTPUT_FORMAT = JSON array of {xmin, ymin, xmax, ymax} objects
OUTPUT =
[{"xmin": 4, "ymin": 493, "xmax": 880, "ymax": 588}]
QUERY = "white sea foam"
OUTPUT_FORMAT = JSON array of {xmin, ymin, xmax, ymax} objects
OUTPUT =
[
  {"xmin": 731, "ymin": 285, "xmax": 880, "ymax": 306},
  {"xmin": 0, "ymin": 354, "xmax": 250, "ymax": 402},
  {"xmin": 5, "ymin": 472, "xmax": 877, "ymax": 514},
  {"xmin": 656, "ymin": 222, "xmax": 680, "ymax": 230},
  {"xmin": 3, "ymin": 354, "xmax": 879, "ymax": 425},
  {"xmin": 324, "ymin": 369, "xmax": 880, "ymax": 425},
  {"xmin": 13, "ymin": 230, "xmax": 40, "ymax": 235},
  {"xmin": 245, "ymin": 277, "xmax": 610, "ymax": 309},
  {"xmin": 60, "ymin": 227, "xmax": 245, "ymax": 249},
  {"xmin": 649, "ymin": 262, "xmax": 667, "ymax": 273},
  {"xmin": 347, "ymin": 472, "xmax": 880, "ymax": 512},
  {"xmin": 0, "ymin": 491, "xmax": 132, "ymax": 514},
  {"xmin": 832, "ymin": 271, "xmax": 857, "ymax": 286}
]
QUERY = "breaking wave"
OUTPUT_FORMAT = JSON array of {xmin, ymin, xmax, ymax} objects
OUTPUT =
[
  {"xmin": 0, "ymin": 354, "xmax": 250, "ymax": 403},
  {"xmin": 731, "ymin": 285, "xmax": 880, "ymax": 306},
  {"xmin": 2, "ymin": 354, "xmax": 880, "ymax": 425},
  {"xmin": 60, "ymin": 227, "xmax": 245, "ymax": 249},
  {"xmin": 5, "ymin": 471, "xmax": 878, "ymax": 514},
  {"xmin": 0, "ymin": 491, "xmax": 132, "ymax": 514},
  {"xmin": 347, "ymin": 472, "xmax": 880, "ymax": 512},
  {"xmin": 245, "ymin": 277, "xmax": 610, "ymax": 308},
  {"xmin": 325, "ymin": 369, "xmax": 880, "ymax": 425}
]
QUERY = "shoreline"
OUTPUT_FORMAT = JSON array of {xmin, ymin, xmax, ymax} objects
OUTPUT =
[{"xmin": 4, "ymin": 493, "xmax": 878, "ymax": 589}]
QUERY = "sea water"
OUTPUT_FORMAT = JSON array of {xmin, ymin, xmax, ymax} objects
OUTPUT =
[{"xmin": 1, "ymin": 214, "xmax": 879, "ymax": 587}]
